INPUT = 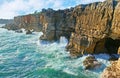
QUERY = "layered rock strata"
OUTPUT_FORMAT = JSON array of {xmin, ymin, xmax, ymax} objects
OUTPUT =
[
  {"xmin": 4, "ymin": 8, "xmax": 75, "ymax": 41},
  {"xmin": 4, "ymin": 0, "xmax": 120, "ymax": 57},
  {"xmin": 67, "ymin": 0, "xmax": 120, "ymax": 57}
]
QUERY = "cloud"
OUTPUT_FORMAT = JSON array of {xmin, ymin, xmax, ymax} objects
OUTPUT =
[
  {"xmin": 75, "ymin": 0, "xmax": 105, "ymax": 4},
  {"xmin": 0, "ymin": 0, "xmax": 106, "ymax": 19}
]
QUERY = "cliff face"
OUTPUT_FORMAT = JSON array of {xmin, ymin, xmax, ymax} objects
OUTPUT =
[
  {"xmin": 4, "ymin": 0, "xmax": 120, "ymax": 57},
  {"xmin": 67, "ymin": 0, "xmax": 120, "ymax": 57},
  {"xmin": 4, "ymin": 9, "xmax": 75, "ymax": 41},
  {"xmin": 5, "ymin": 14, "xmax": 42, "ymax": 31},
  {"xmin": 39, "ymin": 9, "xmax": 75, "ymax": 41},
  {"xmin": 101, "ymin": 58, "xmax": 120, "ymax": 78}
]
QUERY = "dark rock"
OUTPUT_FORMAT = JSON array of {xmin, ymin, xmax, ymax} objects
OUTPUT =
[
  {"xmin": 26, "ymin": 30, "xmax": 32, "ymax": 34},
  {"xmin": 118, "ymin": 47, "xmax": 120, "ymax": 54},
  {"xmin": 83, "ymin": 55, "xmax": 101, "ymax": 70}
]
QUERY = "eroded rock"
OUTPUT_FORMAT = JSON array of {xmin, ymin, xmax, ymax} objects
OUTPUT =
[
  {"xmin": 67, "ymin": 0, "xmax": 120, "ymax": 57},
  {"xmin": 101, "ymin": 58, "xmax": 120, "ymax": 78},
  {"xmin": 83, "ymin": 55, "xmax": 102, "ymax": 70},
  {"xmin": 26, "ymin": 30, "xmax": 32, "ymax": 34},
  {"xmin": 4, "ymin": 0, "xmax": 120, "ymax": 57}
]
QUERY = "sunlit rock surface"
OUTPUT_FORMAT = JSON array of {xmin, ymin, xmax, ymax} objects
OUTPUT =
[
  {"xmin": 101, "ymin": 58, "xmax": 120, "ymax": 78},
  {"xmin": 4, "ymin": 0, "xmax": 120, "ymax": 57}
]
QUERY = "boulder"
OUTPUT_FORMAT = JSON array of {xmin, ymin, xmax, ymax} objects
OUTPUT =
[
  {"xmin": 83, "ymin": 55, "xmax": 101, "ymax": 70},
  {"xmin": 26, "ymin": 30, "xmax": 32, "ymax": 34}
]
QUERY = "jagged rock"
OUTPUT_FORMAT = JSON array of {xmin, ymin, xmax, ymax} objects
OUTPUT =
[
  {"xmin": 39, "ymin": 8, "xmax": 75, "ymax": 41},
  {"xmin": 83, "ymin": 55, "xmax": 101, "ymax": 70},
  {"xmin": 67, "ymin": 0, "xmax": 120, "ymax": 57},
  {"xmin": 100, "ymin": 58, "xmax": 120, "ymax": 78},
  {"xmin": 110, "ymin": 2, "xmax": 120, "ymax": 39},
  {"xmin": 4, "ymin": 0, "xmax": 120, "ymax": 57},
  {"xmin": 26, "ymin": 30, "xmax": 32, "ymax": 34},
  {"xmin": 3, "ymin": 23, "xmax": 18, "ymax": 30}
]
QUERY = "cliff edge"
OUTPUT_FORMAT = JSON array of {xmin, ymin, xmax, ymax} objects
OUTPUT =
[{"xmin": 4, "ymin": 0, "xmax": 120, "ymax": 57}]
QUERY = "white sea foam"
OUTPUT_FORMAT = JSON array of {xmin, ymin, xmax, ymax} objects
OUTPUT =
[
  {"xmin": 0, "ymin": 28, "xmax": 112, "ymax": 78},
  {"xmin": 59, "ymin": 36, "xmax": 68, "ymax": 44},
  {"xmin": 63, "ymin": 68, "xmax": 78, "ymax": 76},
  {"xmin": 0, "ymin": 24, "xmax": 5, "ymax": 27}
]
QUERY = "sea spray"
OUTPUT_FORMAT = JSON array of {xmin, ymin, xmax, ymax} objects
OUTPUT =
[{"xmin": 0, "ymin": 27, "xmax": 110, "ymax": 78}]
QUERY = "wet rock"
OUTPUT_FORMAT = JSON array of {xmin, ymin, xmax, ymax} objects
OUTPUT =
[
  {"xmin": 26, "ymin": 30, "xmax": 32, "ymax": 34},
  {"xmin": 83, "ymin": 55, "xmax": 102, "ymax": 70},
  {"xmin": 101, "ymin": 58, "xmax": 120, "ymax": 78}
]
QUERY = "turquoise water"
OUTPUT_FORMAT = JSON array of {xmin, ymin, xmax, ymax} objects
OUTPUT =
[{"xmin": 0, "ymin": 27, "xmax": 110, "ymax": 78}]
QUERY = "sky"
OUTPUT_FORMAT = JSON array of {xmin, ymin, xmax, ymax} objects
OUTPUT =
[{"xmin": 0, "ymin": 0, "xmax": 105, "ymax": 19}]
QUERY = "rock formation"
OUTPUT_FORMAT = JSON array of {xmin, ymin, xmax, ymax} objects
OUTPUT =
[
  {"xmin": 39, "ymin": 8, "xmax": 75, "ymax": 41},
  {"xmin": 4, "ymin": 8, "xmax": 75, "ymax": 41},
  {"xmin": 4, "ymin": 0, "xmax": 120, "ymax": 57},
  {"xmin": 67, "ymin": 0, "xmax": 120, "ymax": 57},
  {"xmin": 100, "ymin": 58, "xmax": 120, "ymax": 78},
  {"xmin": 4, "ymin": 14, "xmax": 42, "ymax": 31},
  {"xmin": 26, "ymin": 30, "xmax": 32, "ymax": 34},
  {"xmin": 83, "ymin": 55, "xmax": 101, "ymax": 70}
]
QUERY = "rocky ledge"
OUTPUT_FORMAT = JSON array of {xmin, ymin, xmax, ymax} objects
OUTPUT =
[
  {"xmin": 3, "ymin": 0, "xmax": 120, "ymax": 77},
  {"xmin": 67, "ymin": 0, "xmax": 120, "ymax": 57}
]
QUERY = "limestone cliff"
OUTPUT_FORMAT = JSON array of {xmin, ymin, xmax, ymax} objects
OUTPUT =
[
  {"xmin": 67, "ymin": 0, "xmax": 120, "ymax": 57},
  {"xmin": 5, "ymin": 14, "xmax": 42, "ymax": 31},
  {"xmin": 4, "ymin": 0, "xmax": 120, "ymax": 57},
  {"xmin": 39, "ymin": 8, "xmax": 75, "ymax": 41},
  {"xmin": 4, "ymin": 8, "xmax": 75, "ymax": 41}
]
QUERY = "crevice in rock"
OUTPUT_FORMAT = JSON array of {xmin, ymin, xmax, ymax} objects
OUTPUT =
[
  {"xmin": 110, "ymin": 0, "xmax": 118, "ymax": 27},
  {"xmin": 94, "ymin": 38, "xmax": 120, "ymax": 55}
]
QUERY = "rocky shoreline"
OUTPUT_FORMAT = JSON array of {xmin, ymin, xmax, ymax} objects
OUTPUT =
[{"xmin": 3, "ymin": 0, "xmax": 120, "ymax": 77}]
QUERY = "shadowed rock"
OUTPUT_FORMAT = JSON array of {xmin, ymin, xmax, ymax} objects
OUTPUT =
[
  {"xmin": 26, "ymin": 30, "xmax": 32, "ymax": 34},
  {"xmin": 67, "ymin": 0, "xmax": 120, "ymax": 57},
  {"xmin": 83, "ymin": 55, "xmax": 101, "ymax": 70},
  {"xmin": 4, "ymin": 0, "xmax": 120, "ymax": 57}
]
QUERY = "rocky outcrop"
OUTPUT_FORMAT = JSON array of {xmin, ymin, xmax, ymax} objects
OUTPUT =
[
  {"xmin": 83, "ymin": 55, "xmax": 101, "ymax": 70},
  {"xmin": 4, "ymin": 8, "xmax": 75, "ymax": 41},
  {"xmin": 26, "ymin": 30, "xmax": 32, "ymax": 34},
  {"xmin": 100, "ymin": 58, "xmax": 120, "ymax": 78},
  {"xmin": 4, "ymin": 14, "xmax": 42, "ymax": 31},
  {"xmin": 39, "ymin": 8, "xmax": 75, "ymax": 41},
  {"xmin": 67, "ymin": 0, "xmax": 120, "ymax": 57},
  {"xmin": 4, "ymin": 0, "xmax": 120, "ymax": 57}
]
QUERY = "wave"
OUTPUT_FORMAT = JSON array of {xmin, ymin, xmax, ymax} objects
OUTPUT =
[{"xmin": 0, "ymin": 28, "xmax": 111, "ymax": 78}]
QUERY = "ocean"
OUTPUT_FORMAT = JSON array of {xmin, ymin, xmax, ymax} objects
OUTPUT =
[{"xmin": 0, "ymin": 24, "xmax": 110, "ymax": 78}]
